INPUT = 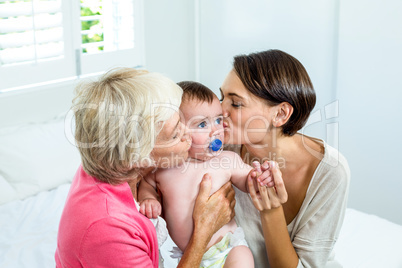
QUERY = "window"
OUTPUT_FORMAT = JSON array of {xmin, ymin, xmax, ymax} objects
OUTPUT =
[
  {"xmin": 81, "ymin": 0, "xmax": 135, "ymax": 54},
  {"xmin": 0, "ymin": 0, "xmax": 64, "ymax": 65},
  {"xmin": 0, "ymin": 0, "xmax": 144, "ymax": 91}
]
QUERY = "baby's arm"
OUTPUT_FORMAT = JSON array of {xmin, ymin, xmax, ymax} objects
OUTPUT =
[
  {"xmin": 229, "ymin": 152, "xmax": 273, "ymax": 192},
  {"xmin": 138, "ymin": 173, "xmax": 162, "ymax": 219}
]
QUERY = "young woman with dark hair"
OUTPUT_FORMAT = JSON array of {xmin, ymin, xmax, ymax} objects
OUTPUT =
[{"xmin": 221, "ymin": 49, "xmax": 350, "ymax": 268}]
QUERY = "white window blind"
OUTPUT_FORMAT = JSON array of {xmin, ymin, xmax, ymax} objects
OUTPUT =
[
  {"xmin": 0, "ymin": 0, "xmax": 144, "ymax": 91},
  {"xmin": 0, "ymin": 0, "xmax": 64, "ymax": 65}
]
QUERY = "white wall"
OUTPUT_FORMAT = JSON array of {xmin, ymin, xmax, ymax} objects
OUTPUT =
[
  {"xmin": 337, "ymin": 0, "xmax": 402, "ymax": 224},
  {"xmin": 143, "ymin": 0, "xmax": 195, "ymax": 82},
  {"xmin": 0, "ymin": 81, "xmax": 77, "ymax": 128},
  {"xmin": 1, "ymin": 0, "xmax": 401, "ymax": 223}
]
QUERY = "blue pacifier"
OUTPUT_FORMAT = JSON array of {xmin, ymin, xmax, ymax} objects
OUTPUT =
[{"xmin": 208, "ymin": 137, "xmax": 223, "ymax": 156}]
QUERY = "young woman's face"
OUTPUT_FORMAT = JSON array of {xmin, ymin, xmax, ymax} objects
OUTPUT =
[
  {"xmin": 151, "ymin": 112, "xmax": 192, "ymax": 168},
  {"xmin": 220, "ymin": 70, "xmax": 274, "ymax": 146}
]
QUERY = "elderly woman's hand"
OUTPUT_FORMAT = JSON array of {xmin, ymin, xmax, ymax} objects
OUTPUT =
[
  {"xmin": 177, "ymin": 174, "xmax": 235, "ymax": 268},
  {"xmin": 192, "ymin": 174, "xmax": 235, "ymax": 243},
  {"xmin": 248, "ymin": 161, "xmax": 288, "ymax": 211}
]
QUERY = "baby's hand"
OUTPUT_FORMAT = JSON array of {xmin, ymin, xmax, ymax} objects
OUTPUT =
[
  {"xmin": 139, "ymin": 198, "xmax": 162, "ymax": 219},
  {"xmin": 252, "ymin": 161, "xmax": 274, "ymax": 188}
]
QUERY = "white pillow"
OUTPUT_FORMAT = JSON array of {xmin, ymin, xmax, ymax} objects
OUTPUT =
[{"xmin": 0, "ymin": 115, "xmax": 81, "ymax": 205}]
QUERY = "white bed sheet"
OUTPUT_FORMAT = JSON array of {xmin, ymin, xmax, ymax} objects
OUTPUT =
[
  {"xmin": 0, "ymin": 183, "xmax": 70, "ymax": 268},
  {"xmin": 333, "ymin": 208, "xmax": 402, "ymax": 268},
  {"xmin": 1, "ymin": 183, "xmax": 402, "ymax": 268}
]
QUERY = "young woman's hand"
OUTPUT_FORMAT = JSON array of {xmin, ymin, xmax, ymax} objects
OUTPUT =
[{"xmin": 248, "ymin": 161, "xmax": 288, "ymax": 211}]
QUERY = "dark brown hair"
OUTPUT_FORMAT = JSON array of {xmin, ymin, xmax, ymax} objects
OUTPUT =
[
  {"xmin": 233, "ymin": 49, "xmax": 316, "ymax": 136},
  {"xmin": 177, "ymin": 81, "xmax": 215, "ymax": 104}
]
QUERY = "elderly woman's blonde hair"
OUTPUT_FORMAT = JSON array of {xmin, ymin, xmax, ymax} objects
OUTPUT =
[{"xmin": 73, "ymin": 67, "xmax": 182, "ymax": 184}]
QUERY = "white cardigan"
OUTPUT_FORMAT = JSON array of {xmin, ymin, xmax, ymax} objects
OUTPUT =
[{"xmin": 232, "ymin": 139, "xmax": 350, "ymax": 268}]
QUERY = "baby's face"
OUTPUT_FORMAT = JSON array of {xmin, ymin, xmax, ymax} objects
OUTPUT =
[{"xmin": 180, "ymin": 97, "xmax": 224, "ymax": 160}]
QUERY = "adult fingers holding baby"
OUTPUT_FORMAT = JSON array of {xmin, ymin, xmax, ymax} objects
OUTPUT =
[
  {"xmin": 248, "ymin": 161, "xmax": 288, "ymax": 211},
  {"xmin": 253, "ymin": 161, "xmax": 275, "ymax": 188},
  {"xmin": 177, "ymin": 174, "xmax": 236, "ymax": 268},
  {"xmin": 193, "ymin": 174, "xmax": 236, "ymax": 240}
]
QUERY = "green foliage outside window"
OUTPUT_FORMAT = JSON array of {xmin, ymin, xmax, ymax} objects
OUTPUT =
[{"xmin": 81, "ymin": 1, "xmax": 104, "ymax": 53}]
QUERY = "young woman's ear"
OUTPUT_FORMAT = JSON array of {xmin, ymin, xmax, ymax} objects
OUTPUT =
[{"xmin": 272, "ymin": 102, "xmax": 293, "ymax": 127}]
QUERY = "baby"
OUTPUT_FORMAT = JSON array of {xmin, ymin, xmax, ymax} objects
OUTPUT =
[{"xmin": 138, "ymin": 81, "xmax": 272, "ymax": 267}]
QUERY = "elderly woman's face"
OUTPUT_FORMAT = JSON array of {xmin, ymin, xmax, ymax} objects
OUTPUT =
[
  {"xmin": 220, "ymin": 70, "xmax": 274, "ymax": 146},
  {"xmin": 151, "ymin": 112, "xmax": 192, "ymax": 168}
]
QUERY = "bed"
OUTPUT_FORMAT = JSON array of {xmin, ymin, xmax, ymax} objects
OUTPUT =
[{"xmin": 1, "ymin": 116, "xmax": 401, "ymax": 268}]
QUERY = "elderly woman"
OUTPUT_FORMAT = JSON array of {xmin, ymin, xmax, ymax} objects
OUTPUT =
[
  {"xmin": 220, "ymin": 49, "xmax": 350, "ymax": 267},
  {"xmin": 55, "ymin": 68, "xmax": 235, "ymax": 267}
]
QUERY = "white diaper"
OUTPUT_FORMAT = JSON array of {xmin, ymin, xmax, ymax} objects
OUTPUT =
[{"xmin": 170, "ymin": 227, "xmax": 249, "ymax": 268}]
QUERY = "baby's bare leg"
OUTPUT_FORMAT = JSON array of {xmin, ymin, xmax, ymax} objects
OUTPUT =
[{"xmin": 223, "ymin": 245, "xmax": 254, "ymax": 268}]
